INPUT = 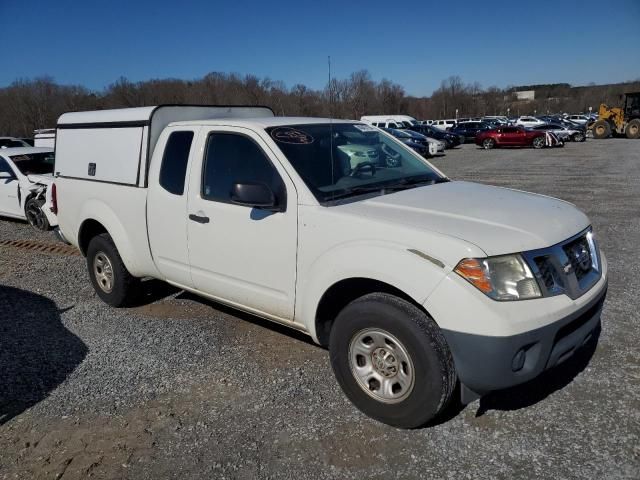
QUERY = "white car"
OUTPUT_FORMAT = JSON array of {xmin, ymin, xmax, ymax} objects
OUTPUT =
[
  {"xmin": 361, "ymin": 115, "xmax": 419, "ymax": 128},
  {"xmin": 530, "ymin": 124, "xmax": 586, "ymax": 142},
  {"xmin": 431, "ymin": 119, "xmax": 457, "ymax": 131},
  {"xmin": 515, "ymin": 116, "xmax": 545, "ymax": 128},
  {"xmin": 0, "ymin": 137, "xmax": 30, "ymax": 149},
  {"xmin": 54, "ymin": 106, "xmax": 608, "ymax": 428},
  {"xmin": 0, "ymin": 147, "xmax": 58, "ymax": 229},
  {"xmin": 566, "ymin": 115, "xmax": 589, "ymax": 125}
]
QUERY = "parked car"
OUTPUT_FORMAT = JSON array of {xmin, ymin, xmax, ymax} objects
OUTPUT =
[
  {"xmin": 540, "ymin": 115, "xmax": 587, "ymax": 133},
  {"xmin": 482, "ymin": 116, "xmax": 509, "ymax": 125},
  {"xmin": 476, "ymin": 126, "xmax": 547, "ymax": 149},
  {"xmin": 515, "ymin": 116, "xmax": 545, "ymax": 128},
  {"xmin": 0, "ymin": 137, "xmax": 30, "ymax": 148},
  {"xmin": 54, "ymin": 105, "xmax": 607, "ymax": 428},
  {"xmin": 432, "ymin": 119, "xmax": 457, "ymax": 131},
  {"xmin": 382, "ymin": 128, "xmax": 433, "ymax": 156},
  {"xmin": 449, "ymin": 121, "xmax": 491, "ymax": 142},
  {"xmin": 361, "ymin": 115, "xmax": 419, "ymax": 128},
  {"xmin": 34, "ymin": 128, "xmax": 56, "ymax": 148},
  {"xmin": 409, "ymin": 124, "xmax": 462, "ymax": 148},
  {"xmin": 566, "ymin": 114, "xmax": 589, "ymax": 125},
  {"xmin": 400, "ymin": 128, "xmax": 445, "ymax": 153},
  {"xmin": 531, "ymin": 124, "xmax": 586, "ymax": 142},
  {"xmin": 0, "ymin": 147, "xmax": 58, "ymax": 230}
]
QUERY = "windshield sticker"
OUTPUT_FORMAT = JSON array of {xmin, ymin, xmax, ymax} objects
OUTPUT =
[
  {"xmin": 270, "ymin": 127, "xmax": 314, "ymax": 144},
  {"xmin": 353, "ymin": 124, "xmax": 378, "ymax": 133}
]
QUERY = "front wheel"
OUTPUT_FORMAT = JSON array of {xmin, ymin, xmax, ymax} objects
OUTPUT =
[
  {"xmin": 592, "ymin": 120, "xmax": 611, "ymax": 139},
  {"xmin": 532, "ymin": 136, "xmax": 545, "ymax": 149},
  {"xmin": 329, "ymin": 293, "xmax": 457, "ymax": 428},
  {"xmin": 86, "ymin": 233, "xmax": 140, "ymax": 307},
  {"xmin": 572, "ymin": 132, "xmax": 585, "ymax": 142},
  {"xmin": 24, "ymin": 197, "xmax": 49, "ymax": 231},
  {"xmin": 482, "ymin": 138, "xmax": 495, "ymax": 149}
]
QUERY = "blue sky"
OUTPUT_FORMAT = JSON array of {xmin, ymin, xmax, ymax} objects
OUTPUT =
[{"xmin": 2, "ymin": 0, "xmax": 639, "ymax": 96}]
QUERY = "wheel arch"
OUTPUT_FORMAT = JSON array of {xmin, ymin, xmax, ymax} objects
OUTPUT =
[{"xmin": 314, "ymin": 277, "xmax": 434, "ymax": 347}]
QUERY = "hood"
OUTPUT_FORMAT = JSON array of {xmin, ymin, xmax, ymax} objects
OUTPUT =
[
  {"xmin": 27, "ymin": 173, "xmax": 54, "ymax": 184},
  {"xmin": 337, "ymin": 181, "xmax": 590, "ymax": 256}
]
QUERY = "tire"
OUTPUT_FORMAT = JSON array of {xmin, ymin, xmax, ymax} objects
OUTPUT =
[
  {"xmin": 592, "ymin": 120, "xmax": 611, "ymax": 139},
  {"xmin": 86, "ymin": 233, "xmax": 140, "ymax": 307},
  {"xmin": 625, "ymin": 119, "xmax": 640, "ymax": 139},
  {"xmin": 482, "ymin": 138, "xmax": 495, "ymax": 149},
  {"xmin": 532, "ymin": 136, "xmax": 545, "ymax": 149},
  {"xmin": 329, "ymin": 293, "xmax": 457, "ymax": 428},
  {"xmin": 24, "ymin": 197, "xmax": 50, "ymax": 231},
  {"xmin": 572, "ymin": 132, "xmax": 585, "ymax": 142}
]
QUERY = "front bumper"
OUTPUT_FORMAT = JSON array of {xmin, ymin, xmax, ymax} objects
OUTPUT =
[{"xmin": 441, "ymin": 282, "xmax": 607, "ymax": 400}]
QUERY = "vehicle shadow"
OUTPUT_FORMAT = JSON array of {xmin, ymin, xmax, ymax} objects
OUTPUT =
[
  {"xmin": 474, "ymin": 324, "xmax": 601, "ymax": 417},
  {"xmin": 0, "ymin": 285, "xmax": 87, "ymax": 425},
  {"xmin": 175, "ymin": 290, "xmax": 319, "ymax": 348}
]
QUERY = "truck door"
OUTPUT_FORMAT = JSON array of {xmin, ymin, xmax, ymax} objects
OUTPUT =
[
  {"xmin": 147, "ymin": 127, "xmax": 199, "ymax": 287},
  {"xmin": 0, "ymin": 157, "xmax": 22, "ymax": 217},
  {"xmin": 186, "ymin": 127, "xmax": 297, "ymax": 321}
]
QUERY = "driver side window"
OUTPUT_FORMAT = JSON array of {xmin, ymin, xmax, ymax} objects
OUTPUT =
[
  {"xmin": 0, "ymin": 157, "xmax": 14, "ymax": 176},
  {"xmin": 201, "ymin": 133, "xmax": 286, "ymax": 208}
]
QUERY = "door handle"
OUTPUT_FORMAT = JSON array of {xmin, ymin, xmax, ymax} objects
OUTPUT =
[{"xmin": 189, "ymin": 213, "xmax": 210, "ymax": 224}]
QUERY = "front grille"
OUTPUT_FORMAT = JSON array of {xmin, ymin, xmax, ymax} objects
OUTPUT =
[
  {"xmin": 562, "ymin": 236, "xmax": 593, "ymax": 281},
  {"xmin": 523, "ymin": 229, "xmax": 601, "ymax": 300},
  {"xmin": 534, "ymin": 256, "xmax": 561, "ymax": 290}
]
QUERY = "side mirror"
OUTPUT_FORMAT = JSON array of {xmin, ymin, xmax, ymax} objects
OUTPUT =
[{"xmin": 231, "ymin": 182, "xmax": 280, "ymax": 211}]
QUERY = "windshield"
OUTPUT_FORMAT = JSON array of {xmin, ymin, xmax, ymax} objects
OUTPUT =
[
  {"xmin": 10, "ymin": 152, "xmax": 55, "ymax": 175},
  {"xmin": 266, "ymin": 123, "xmax": 444, "ymax": 203}
]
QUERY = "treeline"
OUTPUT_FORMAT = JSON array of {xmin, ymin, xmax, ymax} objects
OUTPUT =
[{"xmin": 1, "ymin": 71, "xmax": 639, "ymax": 137}]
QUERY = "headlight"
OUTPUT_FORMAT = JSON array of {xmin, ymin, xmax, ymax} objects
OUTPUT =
[{"xmin": 454, "ymin": 254, "xmax": 541, "ymax": 301}]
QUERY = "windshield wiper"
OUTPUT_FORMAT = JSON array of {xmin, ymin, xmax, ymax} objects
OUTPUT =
[{"xmin": 327, "ymin": 176, "xmax": 450, "ymax": 202}]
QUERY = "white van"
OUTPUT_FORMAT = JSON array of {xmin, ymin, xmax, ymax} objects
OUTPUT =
[
  {"xmin": 34, "ymin": 129, "xmax": 56, "ymax": 148},
  {"xmin": 360, "ymin": 115, "xmax": 418, "ymax": 129},
  {"xmin": 431, "ymin": 119, "xmax": 457, "ymax": 131}
]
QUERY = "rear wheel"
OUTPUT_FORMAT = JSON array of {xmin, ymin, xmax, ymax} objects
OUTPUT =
[
  {"xmin": 86, "ymin": 233, "xmax": 140, "ymax": 307},
  {"xmin": 625, "ymin": 119, "xmax": 640, "ymax": 139},
  {"xmin": 532, "ymin": 136, "xmax": 545, "ymax": 149},
  {"xmin": 329, "ymin": 293, "xmax": 457, "ymax": 428},
  {"xmin": 482, "ymin": 138, "xmax": 495, "ymax": 149},
  {"xmin": 24, "ymin": 197, "xmax": 49, "ymax": 231},
  {"xmin": 592, "ymin": 120, "xmax": 611, "ymax": 139}
]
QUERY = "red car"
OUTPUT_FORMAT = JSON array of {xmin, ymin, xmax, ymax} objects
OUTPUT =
[{"xmin": 475, "ymin": 126, "xmax": 546, "ymax": 149}]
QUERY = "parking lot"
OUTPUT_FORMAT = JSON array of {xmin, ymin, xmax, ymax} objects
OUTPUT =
[{"xmin": 0, "ymin": 139, "xmax": 638, "ymax": 479}]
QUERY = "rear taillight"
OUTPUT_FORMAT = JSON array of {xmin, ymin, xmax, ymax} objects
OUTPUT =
[{"xmin": 50, "ymin": 183, "xmax": 58, "ymax": 214}]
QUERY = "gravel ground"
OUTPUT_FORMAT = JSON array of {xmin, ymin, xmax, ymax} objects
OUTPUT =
[{"xmin": 0, "ymin": 139, "xmax": 639, "ymax": 479}]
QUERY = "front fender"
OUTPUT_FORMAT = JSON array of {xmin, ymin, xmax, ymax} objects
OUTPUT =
[{"xmin": 296, "ymin": 240, "xmax": 450, "ymax": 342}]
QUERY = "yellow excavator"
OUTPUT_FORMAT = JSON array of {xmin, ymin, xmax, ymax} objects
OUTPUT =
[{"xmin": 591, "ymin": 92, "xmax": 640, "ymax": 139}]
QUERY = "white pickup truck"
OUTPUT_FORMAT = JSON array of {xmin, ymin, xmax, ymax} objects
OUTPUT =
[{"xmin": 53, "ymin": 105, "xmax": 608, "ymax": 428}]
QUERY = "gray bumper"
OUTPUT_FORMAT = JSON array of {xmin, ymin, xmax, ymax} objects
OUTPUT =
[{"xmin": 442, "ymin": 283, "xmax": 607, "ymax": 402}]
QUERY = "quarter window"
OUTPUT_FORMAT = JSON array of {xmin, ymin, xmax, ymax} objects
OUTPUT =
[
  {"xmin": 202, "ymin": 133, "xmax": 285, "ymax": 206},
  {"xmin": 159, "ymin": 131, "xmax": 194, "ymax": 195}
]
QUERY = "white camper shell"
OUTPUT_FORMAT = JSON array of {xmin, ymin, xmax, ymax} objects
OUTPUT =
[{"xmin": 55, "ymin": 105, "xmax": 275, "ymax": 187}]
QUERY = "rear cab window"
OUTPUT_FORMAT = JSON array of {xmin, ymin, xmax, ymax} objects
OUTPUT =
[{"xmin": 159, "ymin": 131, "xmax": 195, "ymax": 195}]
